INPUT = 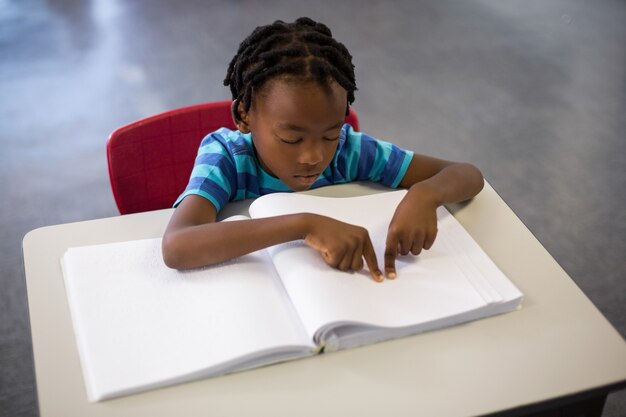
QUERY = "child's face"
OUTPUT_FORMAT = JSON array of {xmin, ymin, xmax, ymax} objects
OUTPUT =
[{"xmin": 241, "ymin": 78, "xmax": 348, "ymax": 191}]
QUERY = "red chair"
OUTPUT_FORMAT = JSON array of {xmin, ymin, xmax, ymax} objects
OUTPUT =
[{"xmin": 107, "ymin": 101, "xmax": 360, "ymax": 214}]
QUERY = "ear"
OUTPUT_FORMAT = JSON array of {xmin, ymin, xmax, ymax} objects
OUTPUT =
[{"xmin": 231, "ymin": 100, "xmax": 251, "ymax": 133}]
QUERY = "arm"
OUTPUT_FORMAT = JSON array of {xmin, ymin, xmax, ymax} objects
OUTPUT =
[
  {"xmin": 162, "ymin": 195, "xmax": 384, "ymax": 281},
  {"xmin": 384, "ymin": 154, "xmax": 484, "ymax": 277}
]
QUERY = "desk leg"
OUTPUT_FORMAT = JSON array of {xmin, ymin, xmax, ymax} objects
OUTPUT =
[
  {"xmin": 529, "ymin": 394, "xmax": 606, "ymax": 417},
  {"xmin": 486, "ymin": 393, "xmax": 607, "ymax": 417}
]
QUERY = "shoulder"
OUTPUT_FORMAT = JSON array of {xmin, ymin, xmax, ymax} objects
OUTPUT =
[
  {"xmin": 336, "ymin": 123, "xmax": 362, "ymax": 151},
  {"xmin": 338, "ymin": 124, "xmax": 390, "ymax": 146},
  {"xmin": 339, "ymin": 123, "xmax": 361, "ymax": 141},
  {"xmin": 336, "ymin": 124, "xmax": 395, "ymax": 155},
  {"xmin": 340, "ymin": 124, "xmax": 410, "ymax": 153},
  {"xmin": 198, "ymin": 128, "xmax": 254, "ymax": 157},
  {"xmin": 188, "ymin": 128, "xmax": 257, "ymax": 184}
]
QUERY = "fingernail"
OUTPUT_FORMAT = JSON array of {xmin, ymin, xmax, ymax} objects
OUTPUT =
[
  {"xmin": 375, "ymin": 272, "xmax": 384, "ymax": 282},
  {"xmin": 387, "ymin": 271, "xmax": 396, "ymax": 279}
]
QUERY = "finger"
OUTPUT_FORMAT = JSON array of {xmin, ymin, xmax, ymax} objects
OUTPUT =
[
  {"xmin": 337, "ymin": 247, "xmax": 354, "ymax": 272},
  {"xmin": 409, "ymin": 231, "xmax": 425, "ymax": 255},
  {"xmin": 398, "ymin": 235, "xmax": 411, "ymax": 256},
  {"xmin": 351, "ymin": 241, "xmax": 364, "ymax": 271},
  {"xmin": 406, "ymin": 229, "xmax": 425, "ymax": 255},
  {"xmin": 423, "ymin": 228, "xmax": 438, "ymax": 250},
  {"xmin": 385, "ymin": 228, "xmax": 402, "ymax": 279},
  {"xmin": 384, "ymin": 241, "xmax": 398, "ymax": 280},
  {"xmin": 410, "ymin": 241, "xmax": 423, "ymax": 255},
  {"xmin": 362, "ymin": 237, "xmax": 383, "ymax": 282}
]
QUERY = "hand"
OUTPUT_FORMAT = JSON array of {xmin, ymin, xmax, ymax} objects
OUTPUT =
[
  {"xmin": 384, "ymin": 185, "xmax": 440, "ymax": 278},
  {"xmin": 302, "ymin": 214, "xmax": 384, "ymax": 282}
]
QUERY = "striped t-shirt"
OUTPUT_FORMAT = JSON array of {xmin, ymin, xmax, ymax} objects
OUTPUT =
[{"xmin": 174, "ymin": 124, "xmax": 414, "ymax": 212}]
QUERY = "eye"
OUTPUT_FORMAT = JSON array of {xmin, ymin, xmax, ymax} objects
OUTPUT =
[
  {"xmin": 277, "ymin": 135, "xmax": 302, "ymax": 144},
  {"xmin": 322, "ymin": 128, "xmax": 342, "ymax": 141}
]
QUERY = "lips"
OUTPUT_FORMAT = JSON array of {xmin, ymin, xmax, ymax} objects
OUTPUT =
[{"xmin": 293, "ymin": 173, "xmax": 320, "ymax": 184}]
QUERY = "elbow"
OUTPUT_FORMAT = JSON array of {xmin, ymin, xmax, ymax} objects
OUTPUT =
[
  {"xmin": 470, "ymin": 163, "xmax": 485, "ymax": 194},
  {"xmin": 161, "ymin": 232, "xmax": 186, "ymax": 270},
  {"xmin": 457, "ymin": 162, "xmax": 484, "ymax": 199}
]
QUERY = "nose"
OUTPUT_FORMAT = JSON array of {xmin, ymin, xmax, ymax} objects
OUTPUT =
[{"xmin": 297, "ymin": 141, "xmax": 324, "ymax": 166}]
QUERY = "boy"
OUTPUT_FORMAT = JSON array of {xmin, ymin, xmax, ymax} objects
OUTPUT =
[{"xmin": 162, "ymin": 17, "xmax": 484, "ymax": 282}]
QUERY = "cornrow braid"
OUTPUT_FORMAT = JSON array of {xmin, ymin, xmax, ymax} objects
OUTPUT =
[{"xmin": 224, "ymin": 17, "xmax": 357, "ymax": 123}]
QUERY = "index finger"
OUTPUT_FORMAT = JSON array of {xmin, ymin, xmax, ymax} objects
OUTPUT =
[
  {"xmin": 384, "ymin": 234, "xmax": 398, "ymax": 280},
  {"xmin": 362, "ymin": 236, "xmax": 383, "ymax": 282}
]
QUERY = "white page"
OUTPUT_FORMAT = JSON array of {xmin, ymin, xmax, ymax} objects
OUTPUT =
[
  {"xmin": 249, "ymin": 191, "xmax": 502, "ymax": 341},
  {"xmin": 62, "ymin": 234, "xmax": 313, "ymax": 401},
  {"xmin": 438, "ymin": 211, "xmax": 523, "ymax": 306}
]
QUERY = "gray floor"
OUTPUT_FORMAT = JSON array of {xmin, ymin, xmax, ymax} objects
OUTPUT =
[{"xmin": 1, "ymin": 0, "xmax": 625, "ymax": 416}]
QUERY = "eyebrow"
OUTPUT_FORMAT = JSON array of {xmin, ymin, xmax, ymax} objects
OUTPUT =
[{"xmin": 277, "ymin": 121, "xmax": 344, "ymax": 132}]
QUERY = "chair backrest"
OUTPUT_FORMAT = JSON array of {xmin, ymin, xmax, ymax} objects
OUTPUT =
[{"xmin": 107, "ymin": 101, "xmax": 360, "ymax": 214}]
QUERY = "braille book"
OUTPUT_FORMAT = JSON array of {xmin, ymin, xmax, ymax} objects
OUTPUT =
[{"xmin": 61, "ymin": 190, "xmax": 522, "ymax": 402}]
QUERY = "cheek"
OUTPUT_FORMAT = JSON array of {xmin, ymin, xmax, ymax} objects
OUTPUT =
[
  {"xmin": 324, "ymin": 141, "xmax": 340, "ymax": 159},
  {"xmin": 258, "ymin": 142, "xmax": 299, "ymax": 174}
]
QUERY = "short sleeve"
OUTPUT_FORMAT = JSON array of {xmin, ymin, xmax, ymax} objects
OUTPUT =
[
  {"xmin": 335, "ymin": 125, "xmax": 414, "ymax": 188},
  {"xmin": 173, "ymin": 131, "xmax": 238, "ymax": 211}
]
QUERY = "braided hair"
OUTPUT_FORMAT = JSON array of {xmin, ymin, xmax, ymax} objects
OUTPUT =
[{"xmin": 224, "ymin": 17, "xmax": 357, "ymax": 123}]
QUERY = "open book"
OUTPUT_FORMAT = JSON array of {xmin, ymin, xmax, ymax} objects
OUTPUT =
[{"xmin": 61, "ymin": 190, "xmax": 522, "ymax": 402}]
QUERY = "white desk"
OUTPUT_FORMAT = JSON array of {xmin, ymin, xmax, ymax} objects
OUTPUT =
[{"xmin": 23, "ymin": 182, "xmax": 626, "ymax": 417}]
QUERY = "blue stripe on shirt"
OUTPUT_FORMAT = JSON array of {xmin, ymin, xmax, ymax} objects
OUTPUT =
[
  {"xmin": 357, "ymin": 136, "xmax": 378, "ymax": 181},
  {"xmin": 175, "ymin": 124, "xmax": 413, "ymax": 212},
  {"xmin": 380, "ymin": 145, "xmax": 405, "ymax": 186},
  {"xmin": 182, "ymin": 177, "xmax": 231, "ymax": 211},
  {"xmin": 236, "ymin": 172, "xmax": 260, "ymax": 197},
  {"xmin": 189, "ymin": 165, "xmax": 233, "ymax": 198}
]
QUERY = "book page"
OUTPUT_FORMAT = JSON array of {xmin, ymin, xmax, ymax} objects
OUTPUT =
[
  {"xmin": 61, "ymin": 229, "xmax": 314, "ymax": 401},
  {"xmin": 249, "ymin": 191, "xmax": 521, "ymax": 345}
]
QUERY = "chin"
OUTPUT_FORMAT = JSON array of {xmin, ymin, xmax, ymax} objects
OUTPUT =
[{"xmin": 288, "ymin": 183, "xmax": 313, "ymax": 192}]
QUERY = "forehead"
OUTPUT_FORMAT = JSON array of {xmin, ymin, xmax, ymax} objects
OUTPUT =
[{"xmin": 253, "ymin": 77, "xmax": 347, "ymax": 123}]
